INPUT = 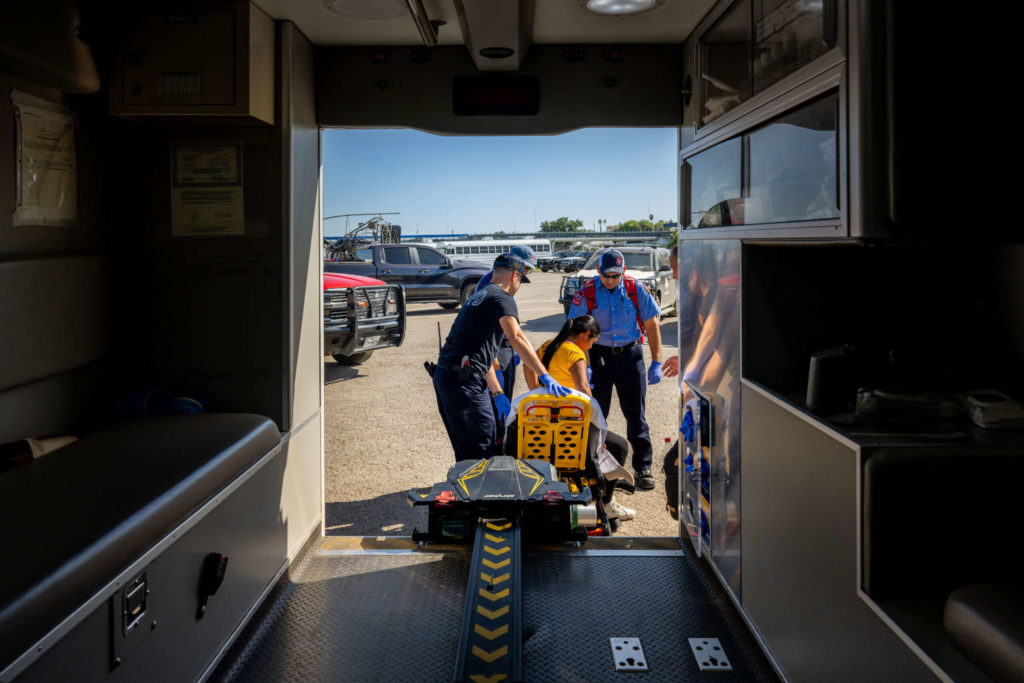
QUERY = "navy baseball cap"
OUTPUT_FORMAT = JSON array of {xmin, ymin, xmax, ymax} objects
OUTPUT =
[
  {"xmin": 494, "ymin": 252, "xmax": 533, "ymax": 283},
  {"xmin": 599, "ymin": 249, "xmax": 625, "ymax": 274},
  {"xmin": 509, "ymin": 245, "xmax": 537, "ymax": 269}
]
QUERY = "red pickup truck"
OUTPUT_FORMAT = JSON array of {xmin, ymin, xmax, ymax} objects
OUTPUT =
[{"xmin": 323, "ymin": 272, "xmax": 406, "ymax": 365}]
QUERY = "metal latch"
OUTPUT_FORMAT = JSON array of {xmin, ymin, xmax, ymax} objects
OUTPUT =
[{"xmin": 122, "ymin": 574, "xmax": 148, "ymax": 635}]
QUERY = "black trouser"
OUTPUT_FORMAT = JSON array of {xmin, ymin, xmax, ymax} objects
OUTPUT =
[
  {"xmin": 433, "ymin": 367, "xmax": 495, "ymax": 462},
  {"xmin": 590, "ymin": 342, "xmax": 652, "ymax": 471}
]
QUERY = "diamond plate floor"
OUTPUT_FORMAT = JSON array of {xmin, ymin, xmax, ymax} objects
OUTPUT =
[{"xmin": 211, "ymin": 539, "xmax": 778, "ymax": 682}]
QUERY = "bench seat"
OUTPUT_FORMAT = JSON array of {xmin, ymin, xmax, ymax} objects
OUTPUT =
[{"xmin": 0, "ymin": 413, "xmax": 280, "ymax": 669}]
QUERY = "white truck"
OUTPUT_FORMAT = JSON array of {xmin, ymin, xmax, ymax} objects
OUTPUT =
[{"xmin": 558, "ymin": 246, "xmax": 677, "ymax": 318}]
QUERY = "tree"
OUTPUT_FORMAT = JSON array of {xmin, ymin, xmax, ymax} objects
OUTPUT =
[
  {"xmin": 612, "ymin": 218, "xmax": 666, "ymax": 232},
  {"xmin": 539, "ymin": 217, "xmax": 584, "ymax": 233}
]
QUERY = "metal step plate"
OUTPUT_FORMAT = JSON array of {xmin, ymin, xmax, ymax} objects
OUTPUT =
[
  {"xmin": 688, "ymin": 637, "xmax": 732, "ymax": 671},
  {"xmin": 610, "ymin": 637, "xmax": 649, "ymax": 672}
]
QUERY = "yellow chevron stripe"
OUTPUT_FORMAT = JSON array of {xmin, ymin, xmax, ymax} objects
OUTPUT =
[
  {"xmin": 489, "ymin": 572, "xmax": 510, "ymax": 585},
  {"xmin": 482, "ymin": 558, "xmax": 510, "ymax": 569},
  {"xmin": 474, "ymin": 623, "xmax": 509, "ymax": 640},
  {"xmin": 484, "ymin": 533, "xmax": 506, "ymax": 544},
  {"xmin": 476, "ymin": 604, "xmax": 509, "ymax": 620},
  {"xmin": 472, "ymin": 645, "xmax": 508, "ymax": 663},
  {"xmin": 480, "ymin": 572, "xmax": 492, "ymax": 583},
  {"xmin": 483, "ymin": 545, "xmax": 510, "ymax": 556},
  {"xmin": 486, "ymin": 521, "xmax": 512, "ymax": 531},
  {"xmin": 479, "ymin": 587, "xmax": 510, "ymax": 601},
  {"xmin": 469, "ymin": 675, "xmax": 507, "ymax": 683}
]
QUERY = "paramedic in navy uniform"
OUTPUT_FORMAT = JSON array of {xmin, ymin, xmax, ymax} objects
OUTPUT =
[
  {"xmin": 433, "ymin": 252, "xmax": 571, "ymax": 462},
  {"xmin": 568, "ymin": 249, "xmax": 663, "ymax": 489}
]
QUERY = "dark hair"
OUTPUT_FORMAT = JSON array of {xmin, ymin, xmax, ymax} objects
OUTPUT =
[{"xmin": 542, "ymin": 315, "xmax": 600, "ymax": 368}]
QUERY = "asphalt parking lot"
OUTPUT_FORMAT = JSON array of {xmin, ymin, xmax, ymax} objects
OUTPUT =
[{"xmin": 324, "ymin": 269, "xmax": 680, "ymax": 537}]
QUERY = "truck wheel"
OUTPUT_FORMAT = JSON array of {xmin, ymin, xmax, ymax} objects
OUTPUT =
[
  {"xmin": 332, "ymin": 351, "xmax": 372, "ymax": 365},
  {"xmin": 458, "ymin": 282, "xmax": 475, "ymax": 308},
  {"xmin": 438, "ymin": 301, "xmax": 459, "ymax": 309}
]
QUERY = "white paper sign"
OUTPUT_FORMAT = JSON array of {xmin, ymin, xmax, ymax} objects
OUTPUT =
[
  {"xmin": 12, "ymin": 90, "xmax": 76, "ymax": 227},
  {"xmin": 171, "ymin": 142, "xmax": 244, "ymax": 236}
]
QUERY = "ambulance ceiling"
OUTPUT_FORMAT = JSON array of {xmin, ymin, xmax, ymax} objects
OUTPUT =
[{"xmin": 253, "ymin": 0, "xmax": 714, "ymax": 71}]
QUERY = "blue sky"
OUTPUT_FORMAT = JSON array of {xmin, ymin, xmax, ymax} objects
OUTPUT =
[{"xmin": 322, "ymin": 128, "xmax": 679, "ymax": 237}]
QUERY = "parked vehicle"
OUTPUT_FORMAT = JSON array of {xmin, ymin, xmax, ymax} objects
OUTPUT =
[
  {"xmin": 539, "ymin": 249, "xmax": 574, "ymax": 271},
  {"xmin": 325, "ymin": 243, "xmax": 490, "ymax": 308},
  {"xmin": 433, "ymin": 238, "xmax": 552, "ymax": 266},
  {"xmin": 559, "ymin": 250, "xmax": 592, "ymax": 272},
  {"xmin": 558, "ymin": 246, "xmax": 677, "ymax": 318},
  {"xmin": 323, "ymin": 272, "xmax": 406, "ymax": 365}
]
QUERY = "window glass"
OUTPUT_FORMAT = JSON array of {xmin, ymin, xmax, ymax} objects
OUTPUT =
[
  {"xmin": 746, "ymin": 94, "xmax": 838, "ymax": 223},
  {"xmin": 687, "ymin": 137, "xmax": 743, "ymax": 227},
  {"xmin": 354, "ymin": 248, "xmax": 374, "ymax": 262},
  {"xmin": 686, "ymin": 92, "xmax": 839, "ymax": 228},
  {"xmin": 382, "ymin": 247, "xmax": 411, "ymax": 264},
  {"xmin": 657, "ymin": 250, "xmax": 669, "ymax": 269},
  {"xmin": 701, "ymin": 0, "xmax": 752, "ymax": 125},
  {"xmin": 471, "ymin": 246, "xmax": 480, "ymax": 254},
  {"xmin": 700, "ymin": 0, "xmax": 836, "ymax": 126},
  {"xmin": 753, "ymin": 0, "xmax": 834, "ymax": 96},
  {"xmin": 417, "ymin": 247, "xmax": 446, "ymax": 265}
]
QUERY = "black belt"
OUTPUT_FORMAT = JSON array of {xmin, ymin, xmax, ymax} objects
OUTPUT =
[{"xmin": 593, "ymin": 340, "xmax": 639, "ymax": 354}]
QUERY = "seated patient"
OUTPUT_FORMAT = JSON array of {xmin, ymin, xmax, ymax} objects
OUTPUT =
[{"xmin": 516, "ymin": 315, "xmax": 636, "ymax": 522}]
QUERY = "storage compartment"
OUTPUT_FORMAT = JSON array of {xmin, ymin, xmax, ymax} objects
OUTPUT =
[
  {"xmin": 685, "ymin": 92, "xmax": 840, "ymax": 229},
  {"xmin": 110, "ymin": 1, "xmax": 274, "ymax": 124}
]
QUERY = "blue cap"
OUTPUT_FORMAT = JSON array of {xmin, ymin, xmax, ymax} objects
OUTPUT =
[
  {"xmin": 494, "ymin": 252, "xmax": 533, "ymax": 283},
  {"xmin": 598, "ymin": 249, "xmax": 625, "ymax": 274},
  {"xmin": 509, "ymin": 245, "xmax": 537, "ymax": 269}
]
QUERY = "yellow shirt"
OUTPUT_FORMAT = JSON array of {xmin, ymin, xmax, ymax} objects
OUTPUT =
[{"xmin": 537, "ymin": 339, "xmax": 587, "ymax": 390}]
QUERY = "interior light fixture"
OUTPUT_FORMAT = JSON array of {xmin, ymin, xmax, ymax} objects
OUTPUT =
[{"xmin": 584, "ymin": 0, "xmax": 658, "ymax": 16}]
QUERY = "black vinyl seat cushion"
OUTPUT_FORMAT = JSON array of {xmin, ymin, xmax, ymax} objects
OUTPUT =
[
  {"xmin": 943, "ymin": 584, "xmax": 1024, "ymax": 683},
  {"xmin": 0, "ymin": 413, "xmax": 280, "ymax": 669}
]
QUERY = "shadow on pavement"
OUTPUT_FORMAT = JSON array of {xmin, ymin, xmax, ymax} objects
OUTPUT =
[
  {"xmin": 326, "ymin": 492, "xmax": 426, "ymax": 536},
  {"xmin": 520, "ymin": 313, "xmax": 567, "ymax": 335},
  {"xmin": 324, "ymin": 362, "xmax": 363, "ymax": 384},
  {"xmin": 406, "ymin": 306, "xmax": 458, "ymax": 317}
]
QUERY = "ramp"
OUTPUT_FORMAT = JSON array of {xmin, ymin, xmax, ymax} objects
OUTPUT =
[{"xmin": 211, "ymin": 537, "xmax": 778, "ymax": 682}]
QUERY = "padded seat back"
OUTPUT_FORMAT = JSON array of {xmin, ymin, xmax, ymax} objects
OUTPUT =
[{"xmin": 516, "ymin": 394, "xmax": 591, "ymax": 474}]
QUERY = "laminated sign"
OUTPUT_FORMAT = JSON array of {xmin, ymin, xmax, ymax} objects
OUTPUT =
[
  {"xmin": 12, "ymin": 90, "xmax": 77, "ymax": 227},
  {"xmin": 171, "ymin": 142, "xmax": 244, "ymax": 235}
]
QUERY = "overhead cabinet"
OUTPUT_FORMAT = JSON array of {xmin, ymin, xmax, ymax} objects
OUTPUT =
[{"xmin": 110, "ymin": 1, "xmax": 274, "ymax": 125}]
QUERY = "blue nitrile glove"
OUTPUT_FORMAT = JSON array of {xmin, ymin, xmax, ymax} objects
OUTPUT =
[
  {"xmin": 513, "ymin": 351, "xmax": 521, "ymax": 366},
  {"xmin": 680, "ymin": 408, "xmax": 695, "ymax": 444},
  {"xmin": 586, "ymin": 365, "xmax": 594, "ymax": 388},
  {"xmin": 494, "ymin": 368, "xmax": 505, "ymax": 390},
  {"xmin": 647, "ymin": 361, "xmax": 663, "ymax": 385},
  {"xmin": 538, "ymin": 373, "xmax": 571, "ymax": 397},
  {"xmin": 493, "ymin": 392, "xmax": 512, "ymax": 422}
]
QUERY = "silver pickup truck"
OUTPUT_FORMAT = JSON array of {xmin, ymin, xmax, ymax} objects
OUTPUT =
[{"xmin": 558, "ymin": 246, "xmax": 677, "ymax": 318}]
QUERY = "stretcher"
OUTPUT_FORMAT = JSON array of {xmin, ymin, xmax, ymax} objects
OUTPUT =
[{"xmin": 408, "ymin": 392, "xmax": 631, "ymax": 682}]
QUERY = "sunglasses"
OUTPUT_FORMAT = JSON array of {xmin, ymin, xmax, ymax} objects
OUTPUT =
[{"xmin": 600, "ymin": 272, "xmax": 622, "ymax": 279}]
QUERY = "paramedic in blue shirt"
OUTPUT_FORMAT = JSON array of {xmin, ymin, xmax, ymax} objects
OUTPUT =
[{"xmin": 568, "ymin": 249, "xmax": 663, "ymax": 489}]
